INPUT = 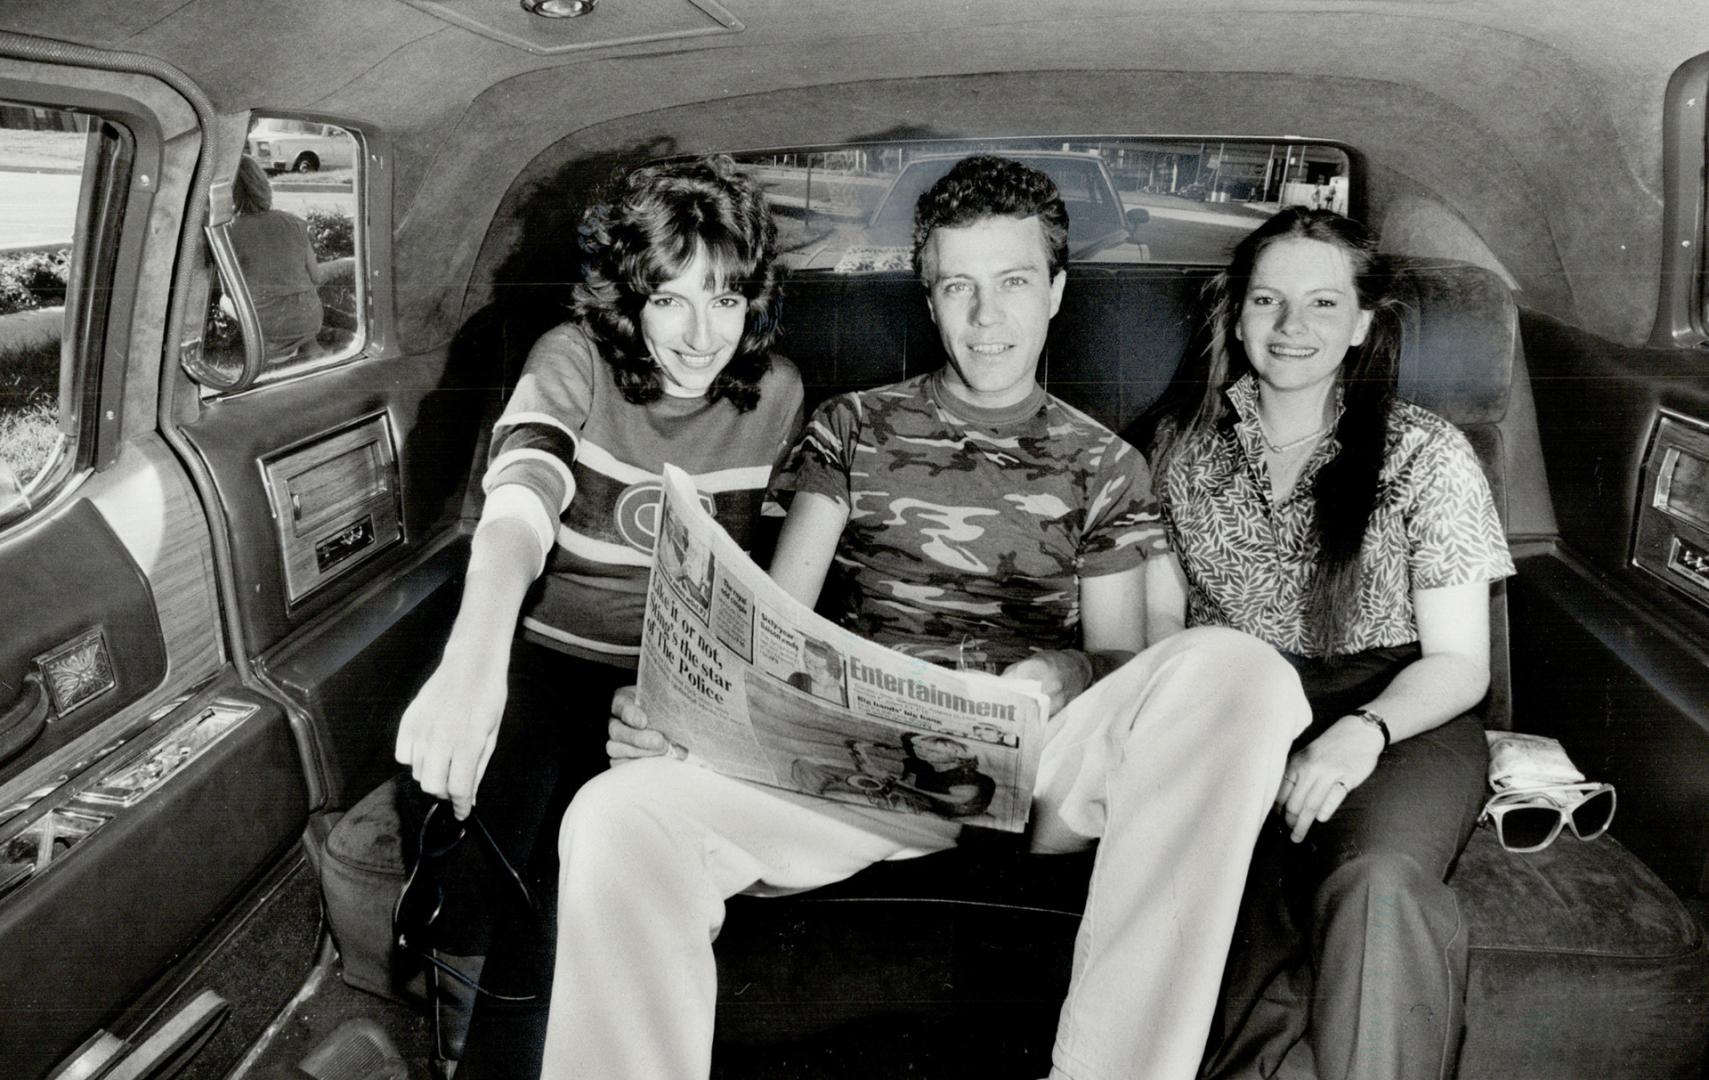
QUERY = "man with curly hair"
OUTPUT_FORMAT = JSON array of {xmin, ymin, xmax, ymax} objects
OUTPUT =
[{"xmin": 552, "ymin": 155, "xmax": 1309, "ymax": 1080}]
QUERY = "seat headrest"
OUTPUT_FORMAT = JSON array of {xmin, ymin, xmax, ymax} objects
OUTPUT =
[
  {"xmin": 1390, "ymin": 259, "xmax": 1517, "ymax": 426},
  {"xmin": 778, "ymin": 258, "xmax": 1516, "ymax": 433}
]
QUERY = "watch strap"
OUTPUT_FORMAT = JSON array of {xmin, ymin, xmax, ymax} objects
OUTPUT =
[{"xmin": 1354, "ymin": 708, "xmax": 1392, "ymax": 751}]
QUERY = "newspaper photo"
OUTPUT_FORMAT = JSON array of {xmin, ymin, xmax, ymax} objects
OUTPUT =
[{"xmin": 635, "ymin": 465, "xmax": 1049, "ymax": 832}]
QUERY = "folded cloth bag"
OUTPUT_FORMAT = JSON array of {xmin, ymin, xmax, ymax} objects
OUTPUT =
[{"xmin": 1486, "ymin": 731, "xmax": 1586, "ymax": 791}]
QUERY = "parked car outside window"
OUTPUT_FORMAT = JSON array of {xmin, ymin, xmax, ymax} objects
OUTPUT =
[
  {"xmin": 743, "ymin": 139, "xmax": 1348, "ymax": 272},
  {"xmin": 246, "ymin": 118, "xmax": 355, "ymax": 176}
]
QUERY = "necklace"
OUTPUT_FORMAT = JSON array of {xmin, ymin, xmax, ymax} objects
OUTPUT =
[{"xmin": 1257, "ymin": 417, "xmax": 1329, "ymax": 455}]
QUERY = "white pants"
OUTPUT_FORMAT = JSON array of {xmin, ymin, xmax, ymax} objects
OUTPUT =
[{"xmin": 541, "ymin": 627, "xmax": 1310, "ymax": 1080}]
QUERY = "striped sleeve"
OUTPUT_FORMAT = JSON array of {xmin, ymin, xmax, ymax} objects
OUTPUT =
[
  {"xmin": 479, "ymin": 323, "xmax": 597, "ymax": 564},
  {"xmin": 474, "ymin": 484, "xmax": 558, "ymax": 575}
]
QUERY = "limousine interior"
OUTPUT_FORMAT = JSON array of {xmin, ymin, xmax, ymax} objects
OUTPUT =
[{"xmin": 1, "ymin": 2, "xmax": 1708, "ymax": 1078}]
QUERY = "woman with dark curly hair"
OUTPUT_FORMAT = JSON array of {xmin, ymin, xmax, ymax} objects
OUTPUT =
[
  {"xmin": 391, "ymin": 155, "xmax": 802, "ymax": 1066},
  {"xmin": 1143, "ymin": 207, "xmax": 1513, "ymax": 1080}
]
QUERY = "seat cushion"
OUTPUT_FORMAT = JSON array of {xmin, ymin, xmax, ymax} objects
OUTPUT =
[
  {"xmin": 714, "ymin": 827, "xmax": 1709, "ymax": 1079},
  {"xmin": 1454, "ymin": 826, "xmax": 1709, "ymax": 1079},
  {"xmin": 714, "ymin": 841, "xmax": 1088, "ymax": 1077}
]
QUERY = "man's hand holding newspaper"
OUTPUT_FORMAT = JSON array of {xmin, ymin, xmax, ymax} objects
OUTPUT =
[{"xmin": 612, "ymin": 466, "xmax": 1050, "ymax": 832}]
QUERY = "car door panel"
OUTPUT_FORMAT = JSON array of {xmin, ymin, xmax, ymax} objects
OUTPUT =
[
  {"xmin": 0, "ymin": 52, "xmax": 322, "ymax": 1074},
  {"xmin": 0, "ymin": 684, "xmax": 305, "ymax": 1080},
  {"xmin": 0, "ymin": 499, "xmax": 167, "ymax": 769},
  {"xmin": 1514, "ymin": 308, "xmax": 1709, "ymax": 897},
  {"xmin": 175, "ymin": 348, "xmax": 492, "ymax": 805},
  {"xmin": 0, "ymin": 435, "xmax": 298, "ymax": 1079}
]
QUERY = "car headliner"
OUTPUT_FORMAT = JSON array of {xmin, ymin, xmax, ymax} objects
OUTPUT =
[{"xmin": 0, "ymin": 0, "xmax": 1704, "ymax": 349}]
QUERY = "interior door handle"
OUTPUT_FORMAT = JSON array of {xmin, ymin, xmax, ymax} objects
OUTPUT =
[{"xmin": 0, "ymin": 671, "xmax": 49, "ymax": 766}]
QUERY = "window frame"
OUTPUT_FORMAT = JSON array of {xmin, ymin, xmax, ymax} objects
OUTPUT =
[
  {"xmin": 192, "ymin": 110, "xmax": 373, "ymax": 395},
  {"xmin": 708, "ymin": 134, "xmax": 1365, "ymax": 273},
  {"xmin": 1654, "ymin": 50, "xmax": 1709, "ymax": 348},
  {"xmin": 0, "ymin": 85, "xmax": 153, "ymax": 530}
]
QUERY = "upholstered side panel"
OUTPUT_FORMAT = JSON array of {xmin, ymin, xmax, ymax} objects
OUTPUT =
[
  {"xmin": 1456, "ymin": 828, "xmax": 1709, "ymax": 1080},
  {"xmin": 0, "ymin": 500, "xmax": 166, "ymax": 776},
  {"xmin": 0, "ymin": 690, "xmax": 307, "ymax": 1078}
]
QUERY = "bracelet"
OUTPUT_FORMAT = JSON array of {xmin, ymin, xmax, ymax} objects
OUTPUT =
[{"xmin": 1353, "ymin": 708, "xmax": 1391, "ymax": 752}]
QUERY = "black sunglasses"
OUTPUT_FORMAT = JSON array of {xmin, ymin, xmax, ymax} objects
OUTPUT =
[{"xmin": 393, "ymin": 800, "xmax": 538, "ymax": 1002}]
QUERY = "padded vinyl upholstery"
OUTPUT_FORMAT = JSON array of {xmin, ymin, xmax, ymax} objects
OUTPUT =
[
  {"xmin": 1391, "ymin": 264, "xmax": 1516, "ymax": 427},
  {"xmin": 782, "ymin": 259, "xmax": 1517, "ymax": 435},
  {"xmin": 1454, "ymin": 829, "xmax": 1709, "ymax": 1076}
]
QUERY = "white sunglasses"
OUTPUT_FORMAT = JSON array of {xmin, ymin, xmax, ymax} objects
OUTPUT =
[{"xmin": 1479, "ymin": 782, "xmax": 1616, "ymax": 853}]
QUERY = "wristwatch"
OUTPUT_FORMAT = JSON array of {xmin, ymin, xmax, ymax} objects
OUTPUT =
[{"xmin": 1352, "ymin": 708, "xmax": 1391, "ymax": 751}]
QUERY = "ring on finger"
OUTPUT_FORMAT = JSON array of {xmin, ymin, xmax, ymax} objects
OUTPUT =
[{"xmin": 1331, "ymin": 779, "xmax": 1348, "ymax": 792}]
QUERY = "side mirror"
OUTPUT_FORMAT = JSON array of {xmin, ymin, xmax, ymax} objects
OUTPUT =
[{"xmin": 1125, "ymin": 207, "xmax": 1150, "ymax": 237}]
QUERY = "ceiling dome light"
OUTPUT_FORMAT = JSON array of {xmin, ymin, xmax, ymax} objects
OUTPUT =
[{"xmin": 522, "ymin": 0, "xmax": 596, "ymax": 16}]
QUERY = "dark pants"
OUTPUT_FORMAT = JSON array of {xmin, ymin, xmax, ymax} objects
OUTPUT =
[
  {"xmin": 399, "ymin": 640, "xmax": 625, "ymax": 1079},
  {"xmin": 1203, "ymin": 647, "xmax": 1489, "ymax": 1080},
  {"xmin": 397, "ymin": 639, "xmax": 623, "ymax": 962}
]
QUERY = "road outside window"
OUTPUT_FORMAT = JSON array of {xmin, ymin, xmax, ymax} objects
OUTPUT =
[{"xmin": 720, "ymin": 137, "xmax": 1351, "ymax": 272}]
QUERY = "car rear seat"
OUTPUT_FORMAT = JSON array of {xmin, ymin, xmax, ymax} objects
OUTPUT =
[
  {"xmin": 711, "ymin": 261, "xmax": 1709, "ymax": 1079},
  {"xmin": 321, "ymin": 261, "xmax": 1709, "ymax": 1079}
]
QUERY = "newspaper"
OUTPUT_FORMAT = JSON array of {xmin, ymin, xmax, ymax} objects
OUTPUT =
[{"xmin": 635, "ymin": 465, "xmax": 1048, "ymax": 832}]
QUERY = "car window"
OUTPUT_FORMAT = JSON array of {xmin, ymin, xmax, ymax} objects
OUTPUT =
[
  {"xmin": 0, "ymin": 102, "xmax": 128, "ymax": 521},
  {"xmin": 193, "ymin": 114, "xmax": 365, "ymax": 390},
  {"xmin": 869, "ymin": 160, "xmax": 947, "ymax": 233},
  {"xmin": 718, "ymin": 136, "xmax": 1352, "ymax": 273}
]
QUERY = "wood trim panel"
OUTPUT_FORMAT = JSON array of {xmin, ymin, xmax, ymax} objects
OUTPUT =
[{"xmin": 92, "ymin": 439, "xmax": 223, "ymax": 687}]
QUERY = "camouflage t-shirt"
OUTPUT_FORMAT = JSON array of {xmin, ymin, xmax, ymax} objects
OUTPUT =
[{"xmin": 772, "ymin": 372, "xmax": 1166, "ymax": 671}]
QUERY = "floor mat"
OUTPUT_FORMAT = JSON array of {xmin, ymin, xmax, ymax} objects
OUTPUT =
[
  {"xmin": 164, "ymin": 858, "xmax": 323, "ymax": 1080},
  {"xmin": 297, "ymin": 1018, "xmax": 411, "ymax": 1080},
  {"xmin": 231, "ymin": 957, "xmax": 437, "ymax": 1080}
]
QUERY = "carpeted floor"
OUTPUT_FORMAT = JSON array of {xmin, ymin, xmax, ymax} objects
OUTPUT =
[
  {"xmin": 159, "ymin": 857, "xmax": 323, "ymax": 1080},
  {"xmin": 232, "ymin": 959, "xmax": 436, "ymax": 1080},
  {"xmin": 147, "ymin": 855, "xmax": 436, "ymax": 1080}
]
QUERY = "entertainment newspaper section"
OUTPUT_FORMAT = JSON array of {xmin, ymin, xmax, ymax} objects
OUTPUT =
[{"xmin": 636, "ymin": 466, "xmax": 1048, "ymax": 832}]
